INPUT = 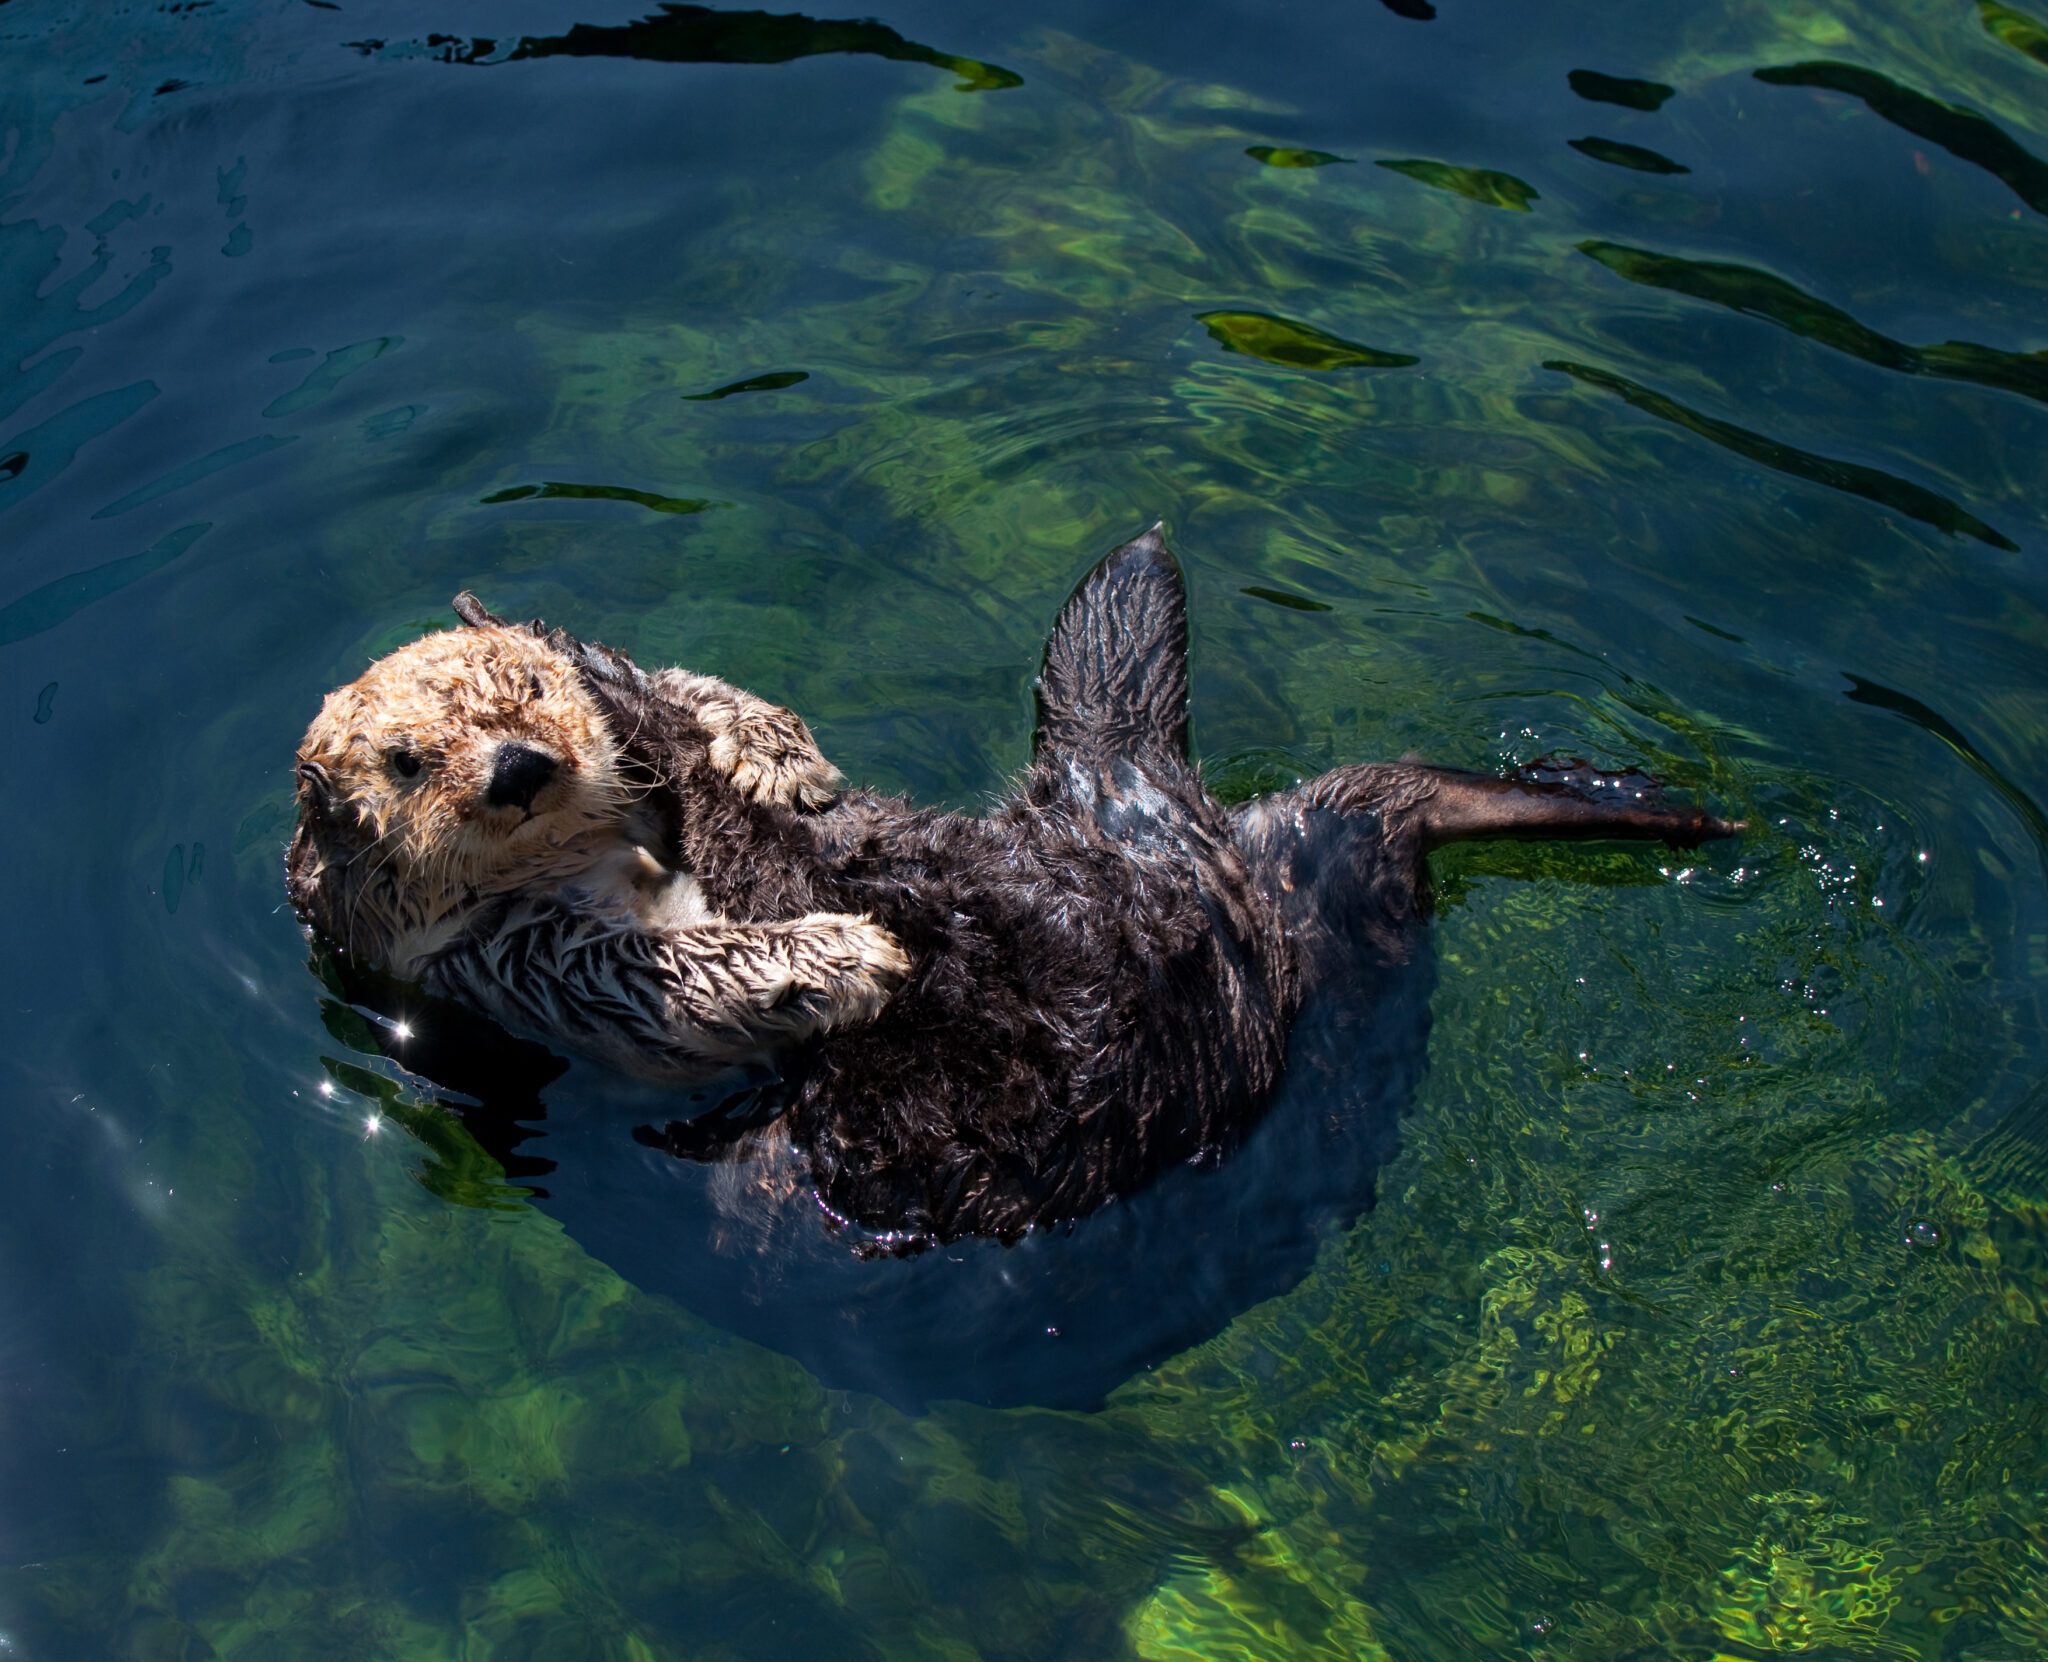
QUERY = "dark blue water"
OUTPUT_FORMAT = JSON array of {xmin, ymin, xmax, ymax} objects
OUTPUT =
[{"xmin": 4, "ymin": 1, "xmax": 2047, "ymax": 1656}]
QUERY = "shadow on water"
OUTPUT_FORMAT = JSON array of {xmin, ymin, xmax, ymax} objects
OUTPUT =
[
  {"xmin": 1569, "ymin": 137, "xmax": 1689, "ymax": 175},
  {"xmin": 1754, "ymin": 61, "xmax": 2048, "ymax": 215},
  {"xmin": 682, "ymin": 369, "xmax": 810, "ymax": 400},
  {"xmin": 479, "ymin": 481, "xmax": 727, "ymax": 513},
  {"xmin": 350, "ymin": 4, "xmax": 1023, "ymax": 91},
  {"xmin": 1568, "ymin": 68, "xmax": 1676, "ymax": 110},
  {"xmin": 1580, "ymin": 242, "xmax": 2048, "ymax": 405},
  {"xmin": 321, "ymin": 935, "xmax": 1433, "ymax": 1413},
  {"xmin": 1542, "ymin": 359, "xmax": 2019, "ymax": 550},
  {"xmin": 1842, "ymin": 674, "xmax": 2048, "ymax": 873},
  {"xmin": 0, "ymin": 219, "xmax": 170, "ymax": 426},
  {"xmin": 0, "ymin": 523, "xmax": 209, "ymax": 647}
]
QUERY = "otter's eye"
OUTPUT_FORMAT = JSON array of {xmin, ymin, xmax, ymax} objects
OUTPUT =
[{"xmin": 387, "ymin": 748, "xmax": 424, "ymax": 780}]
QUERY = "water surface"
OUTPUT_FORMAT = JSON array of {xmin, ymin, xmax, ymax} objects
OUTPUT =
[{"xmin": 3, "ymin": 0, "xmax": 2046, "ymax": 1656}]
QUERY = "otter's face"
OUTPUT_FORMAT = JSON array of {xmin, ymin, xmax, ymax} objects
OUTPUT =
[{"xmin": 289, "ymin": 623, "xmax": 625, "ymax": 965}]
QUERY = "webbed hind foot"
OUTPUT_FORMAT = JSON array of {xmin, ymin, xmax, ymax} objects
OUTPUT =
[{"xmin": 1281, "ymin": 759, "xmax": 1742, "ymax": 851}]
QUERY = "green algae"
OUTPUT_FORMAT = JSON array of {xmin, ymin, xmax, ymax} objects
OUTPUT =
[
  {"xmin": 1980, "ymin": 0, "xmax": 2048, "ymax": 67},
  {"xmin": 1567, "ymin": 136, "xmax": 1691, "ymax": 175},
  {"xmin": 1376, "ymin": 157, "xmax": 1540, "ymax": 210},
  {"xmin": 1245, "ymin": 146, "xmax": 1352, "ymax": 168},
  {"xmin": 1195, "ymin": 311, "xmax": 1420, "ymax": 370}
]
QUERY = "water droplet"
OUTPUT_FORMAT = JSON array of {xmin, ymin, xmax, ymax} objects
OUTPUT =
[{"xmin": 1906, "ymin": 1218, "xmax": 1942, "ymax": 1250}]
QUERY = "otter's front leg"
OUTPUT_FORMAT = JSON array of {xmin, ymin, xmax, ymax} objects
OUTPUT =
[
  {"xmin": 648, "ymin": 670, "xmax": 843, "ymax": 810},
  {"xmin": 424, "ymin": 905, "xmax": 909, "ymax": 1075}
]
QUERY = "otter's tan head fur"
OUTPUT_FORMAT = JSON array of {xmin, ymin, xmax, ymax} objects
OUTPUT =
[{"xmin": 288, "ymin": 622, "xmax": 626, "ymax": 970}]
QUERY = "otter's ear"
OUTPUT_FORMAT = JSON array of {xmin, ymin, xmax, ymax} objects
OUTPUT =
[{"xmin": 451, "ymin": 592, "xmax": 502, "ymax": 628}]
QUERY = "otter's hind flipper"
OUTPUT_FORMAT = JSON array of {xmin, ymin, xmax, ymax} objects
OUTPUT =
[
  {"xmin": 1035, "ymin": 523, "xmax": 1190, "ymax": 763},
  {"xmin": 1290, "ymin": 761, "xmax": 1743, "ymax": 850}
]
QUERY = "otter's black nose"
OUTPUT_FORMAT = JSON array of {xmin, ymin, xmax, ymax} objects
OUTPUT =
[{"xmin": 486, "ymin": 742, "xmax": 558, "ymax": 811}]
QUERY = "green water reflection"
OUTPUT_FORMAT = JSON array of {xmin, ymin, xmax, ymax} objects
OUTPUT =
[
  {"xmin": 1980, "ymin": 0, "xmax": 2048, "ymax": 67},
  {"xmin": 1376, "ymin": 157, "xmax": 1541, "ymax": 210},
  {"xmin": 1195, "ymin": 311, "xmax": 1420, "ymax": 369},
  {"xmin": 3, "ymin": 0, "xmax": 2047, "ymax": 1658},
  {"xmin": 1543, "ymin": 359, "xmax": 2020, "ymax": 548}
]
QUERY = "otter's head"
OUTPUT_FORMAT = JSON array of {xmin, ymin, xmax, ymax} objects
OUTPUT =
[{"xmin": 288, "ymin": 612, "xmax": 626, "ymax": 968}]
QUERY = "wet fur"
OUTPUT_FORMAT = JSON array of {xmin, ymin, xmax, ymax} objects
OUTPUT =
[
  {"xmin": 351, "ymin": 528, "xmax": 1736, "ymax": 1252},
  {"xmin": 288, "ymin": 619, "xmax": 907, "ymax": 1076}
]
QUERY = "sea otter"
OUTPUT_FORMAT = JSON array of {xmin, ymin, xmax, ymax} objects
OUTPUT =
[
  {"xmin": 289, "ymin": 525, "xmax": 1738, "ymax": 1252},
  {"xmin": 288, "ymin": 609, "xmax": 911, "ymax": 1079}
]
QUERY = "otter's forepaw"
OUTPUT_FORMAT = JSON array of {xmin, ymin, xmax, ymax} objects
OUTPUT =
[
  {"xmin": 706, "ymin": 712, "xmax": 844, "ymax": 809},
  {"xmin": 797, "ymin": 913, "xmax": 911, "ymax": 1029}
]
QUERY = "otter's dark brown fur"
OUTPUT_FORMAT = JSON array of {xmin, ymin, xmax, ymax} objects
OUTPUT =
[{"xmin": 465, "ymin": 526, "xmax": 1738, "ymax": 1252}]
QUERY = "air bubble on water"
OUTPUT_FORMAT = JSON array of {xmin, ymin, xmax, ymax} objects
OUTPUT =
[{"xmin": 1906, "ymin": 1218, "xmax": 1942, "ymax": 1250}]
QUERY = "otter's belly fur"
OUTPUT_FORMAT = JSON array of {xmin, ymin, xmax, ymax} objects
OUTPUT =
[{"xmin": 749, "ymin": 755, "xmax": 1296, "ymax": 1245}]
